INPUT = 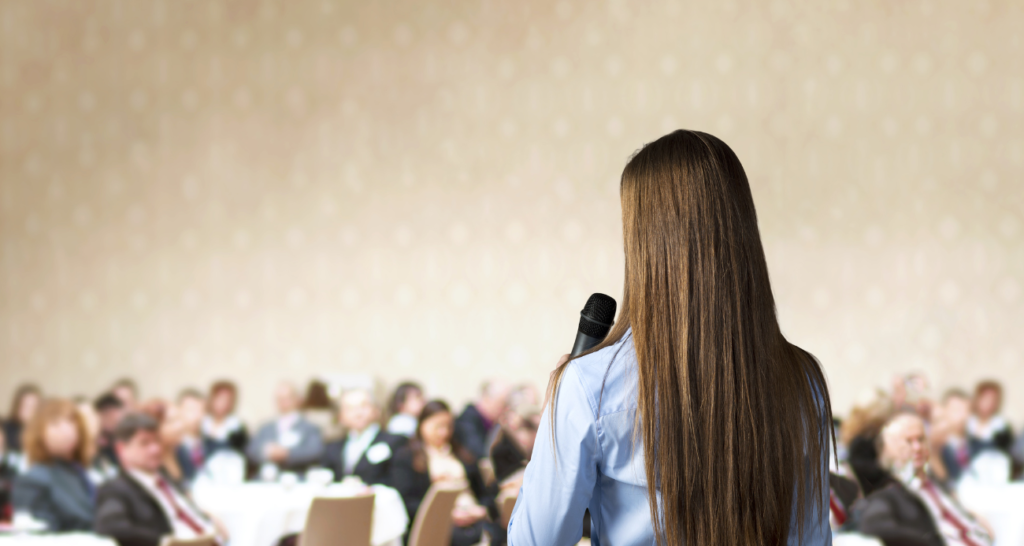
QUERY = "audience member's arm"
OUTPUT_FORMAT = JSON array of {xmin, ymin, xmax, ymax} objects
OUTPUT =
[
  {"xmin": 507, "ymin": 363, "xmax": 599, "ymax": 546},
  {"xmin": 285, "ymin": 423, "xmax": 324, "ymax": 467},
  {"xmin": 94, "ymin": 493, "xmax": 165, "ymax": 546},
  {"xmin": 858, "ymin": 494, "xmax": 935, "ymax": 546}
]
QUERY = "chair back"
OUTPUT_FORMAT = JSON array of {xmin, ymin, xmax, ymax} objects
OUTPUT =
[
  {"xmin": 500, "ymin": 495, "xmax": 517, "ymax": 528},
  {"xmin": 161, "ymin": 537, "xmax": 218, "ymax": 546},
  {"xmin": 407, "ymin": 482, "xmax": 466, "ymax": 546},
  {"xmin": 300, "ymin": 494, "xmax": 375, "ymax": 546}
]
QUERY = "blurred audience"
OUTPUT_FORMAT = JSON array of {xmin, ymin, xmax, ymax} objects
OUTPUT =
[
  {"xmin": 390, "ymin": 400, "xmax": 499, "ymax": 546},
  {"xmin": 246, "ymin": 381, "xmax": 324, "ymax": 475},
  {"xmin": 933, "ymin": 389, "xmax": 973, "ymax": 487},
  {"xmin": 321, "ymin": 389, "xmax": 404, "ymax": 485},
  {"xmin": 11, "ymin": 398, "xmax": 95, "ymax": 532},
  {"xmin": 386, "ymin": 382, "xmax": 425, "ymax": 437},
  {"xmin": 858, "ymin": 412, "xmax": 993, "ymax": 546},
  {"xmin": 454, "ymin": 380, "xmax": 511, "ymax": 459},
  {"xmin": 841, "ymin": 391, "xmax": 895, "ymax": 496},
  {"xmin": 3, "ymin": 384, "xmax": 42, "ymax": 455},
  {"xmin": 0, "ymin": 431, "xmax": 18, "ymax": 521},
  {"xmin": 94, "ymin": 412, "xmax": 222, "ymax": 546},
  {"xmin": 301, "ymin": 380, "xmax": 338, "ymax": 440},
  {"xmin": 110, "ymin": 379, "xmax": 139, "ymax": 412},
  {"xmin": 201, "ymin": 380, "xmax": 248, "ymax": 455},
  {"xmin": 93, "ymin": 394, "xmax": 125, "ymax": 474}
]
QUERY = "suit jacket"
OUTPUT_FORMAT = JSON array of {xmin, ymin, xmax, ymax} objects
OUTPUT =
[
  {"xmin": 12, "ymin": 461, "xmax": 94, "ymax": 531},
  {"xmin": 245, "ymin": 415, "xmax": 324, "ymax": 472},
  {"xmin": 93, "ymin": 471, "xmax": 175, "ymax": 546},
  {"xmin": 388, "ymin": 444, "xmax": 495, "ymax": 523},
  {"xmin": 857, "ymin": 481, "xmax": 945, "ymax": 546},
  {"xmin": 453, "ymin": 405, "xmax": 492, "ymax": 460},
  {"xmin": 321, "ymin": 428, "xmax": 405, "ymax": 485}
]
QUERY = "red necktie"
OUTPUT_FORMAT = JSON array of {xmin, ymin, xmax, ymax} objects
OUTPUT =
[
  {"xmin": 921, "ymin": 480, "xmax": 982, "ymax": 546},
  {"xmin": 155, "ymin": 478, "xmax": 206, "ymax": 535},
  {"xmin": 828, "ymin": 490, "xmax": 847, "ymax": 526}
]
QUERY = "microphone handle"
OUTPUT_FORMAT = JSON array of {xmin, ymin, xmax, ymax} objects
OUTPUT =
[{"xmin": 570, "ymin": 332, "xmax": 604, "ymax": 358}]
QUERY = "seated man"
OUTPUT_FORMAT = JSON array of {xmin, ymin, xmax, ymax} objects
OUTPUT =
[
  {"xmin": 859, "ymin": 412, "xmax": 993, "ymax": 546},
  {"xmin": 94, "ymin": 413, "xmax": 224, "ymax": 546},
  {"xmin": 246, "ymin": 381, "xmax": 324, "ymax": 474},
  {"xmin": 454, "ymin": 380, "xmax": 511, "ymax": 459},
  {"xmin": 321, "ymin": 390, "xmax": 404, "ymax": 485}
]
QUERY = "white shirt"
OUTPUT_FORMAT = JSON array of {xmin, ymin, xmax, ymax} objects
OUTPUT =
[
  {"xmin": 201, "ymin": 415, "xmax": 243, "ymax": 442},
  {"xmin": 127, "ymin": 469, "xmax": 215, "ymax": 540},
  {"xmin": 342, "ymin": 424, "xmax": 380, "ymax": 475},
  {"xmin": 386, "ymin": 414, "xmax": 418, "ymax": 437},
  {"xmin": 904, "ymin": 473, "xmax": 992, "ymax": 546},
  {"xmin": 967, "ymin": 415, "xmax": 1008, "ymax": 442},
  {"xmin": 276, "ymin": 412, "xmax": 301, "ymax": 448}
]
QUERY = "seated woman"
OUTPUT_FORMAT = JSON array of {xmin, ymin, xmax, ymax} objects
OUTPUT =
[
  {"xmin": 11, "ymin": 398, "xmax": 95, "ymax": 531},
  {"xmin": 201, "ymin": 380, "xmax": 248, "ymax": 455},
  {"xmin": 389, "ymin": 400, "xmax": 498, "ymax": 546}
]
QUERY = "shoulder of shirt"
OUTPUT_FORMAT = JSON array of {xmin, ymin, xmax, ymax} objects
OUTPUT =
[{"xmin": 562, "ymin": 331, "xmax": 636, "ymax": 420}]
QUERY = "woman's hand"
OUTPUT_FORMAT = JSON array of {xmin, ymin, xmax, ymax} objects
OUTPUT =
[{"xmin": 451, "ymin": 505, "xmax": 487, "ymax": 527}]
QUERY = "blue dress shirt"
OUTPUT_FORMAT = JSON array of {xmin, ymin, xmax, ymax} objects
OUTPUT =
[{"xmin": 508, "ymin": 330, "xmax": 832, "ymax": 546}]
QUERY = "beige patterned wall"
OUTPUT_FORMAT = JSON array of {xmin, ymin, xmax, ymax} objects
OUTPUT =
[{"xmin": 1, "ymin": 0, "xmax": 1022, "ymax": 424}]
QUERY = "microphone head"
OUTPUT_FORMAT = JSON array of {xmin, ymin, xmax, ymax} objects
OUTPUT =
[{"xmin": 578, "ymin": 293, "xmax": 617, "ymax": 338}]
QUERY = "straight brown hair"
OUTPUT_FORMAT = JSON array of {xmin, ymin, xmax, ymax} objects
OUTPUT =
[
  {"xmin": 549, "ymin": 130, "xmax": 833, "ymax": 546},
  {"xmin": 23, "ymin": 398, "xmax": 94, "ymax": 466}
]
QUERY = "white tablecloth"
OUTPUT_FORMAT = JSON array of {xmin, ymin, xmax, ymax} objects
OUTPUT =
[
  {"xmin": 0, "ymin": 534, "xmax": 116, "ymax": 546},
  {"xmin": 193, "ymin": 482, "xmax": 408, "ymax": 546},
  {"xmin": 957, "ymin": 483, "xmax": 1024, "ymax": 546}
]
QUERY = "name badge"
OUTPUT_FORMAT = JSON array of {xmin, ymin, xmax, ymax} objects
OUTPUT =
[{"xmin": 366, "ymin": 443, "xmax": 392, "ymax": 465}]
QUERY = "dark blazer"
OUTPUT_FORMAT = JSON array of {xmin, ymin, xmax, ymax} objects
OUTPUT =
[
  {"xmin": 848, "ymin": 434, "xmax": 893, "ymax": 496},
  {"xmin": 857, "ymin": 481, "xmax": 945, "ymax": 546},
  {"xmin": 245, "ymin": 417, "xmax": 324, "ymax": 472},
  {"xmin": 388, "ymin": 444, "xmax": 496, "ymax": 524},
  {"xmin": 321, "ymin": 428, "xmax": 405, "ymax": 485},
  {"xmin": 489, "ymin": 428, "xmax": 527, "ymax": 483},
  {"xmin": 94, "ymin": 471, "xmax": 174, "ymax": 546},
  {"xmin": 2, "ymin": 420, "xmax": 24, "ymax": 453},
  {"xmin": 453, "ymin": 405, "xmax": 492, "ymax": 460},
  {"xmin": 12, "ymin": 461, "xmax": 94, "ymax": 531}
]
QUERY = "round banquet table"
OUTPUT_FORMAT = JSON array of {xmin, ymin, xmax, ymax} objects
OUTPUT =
[
  {"xmin": 193, "ymin": 482, "xmax": 408, "ymax": 546},
  {"xmin": 0, "ymin": 534, "xmax": 116, "ymax": 546},
  {"xmin": 957, "ymin": 482, "xmax": 1024, "ymax": 546}
]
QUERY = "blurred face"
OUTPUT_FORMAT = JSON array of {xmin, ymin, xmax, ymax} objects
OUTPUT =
[
  {"xmin": 98, "ymin": 407, "xmax": 125, "ymax": 433},
  {"xmin": 178, "ymin": 395, "xmax": 205, "ymax": 432},
  {"xmin": 882, "ymin": 415, "xmax": 929, "ymax": 473},
  {"xmin": 479, "ymin": 382, "xmax": 511, "ymax": 420},
  {"xmin": 275, "ymin": 383, "xmax": 299, "ymax": 415},
  {"xmin": 159, "ymin": 406, "xmax": 185, "ymax": 446},
  {"xmin": 43, "ymin": 416, "xmax": 80, "ymax": 460},
  {"xmin": 943, "ymin": 396, "xmax": 971, "ymax": 432},
  {"xmin": 975, "ymin": 388, "xmax": 1000, "ymax": 419},
  {"xmin": 210, "ymin": 389, "xmax": 234, "ymax": 418},
  {"xmin": 117, "ymin": 429, "xmax": 164, "ymax": 473},
  {"xmin": 400, "ymin": 389, "xmax": 425, "ymax": 417},
  {"xmin": 113, "ymin": 385, "xmax": 137, "ymax": 409},
  {"xmin": 420, "ymin": 411, "xmax": 454, "ymax": 449},
  {"xmin": 18, "ymin": 392, "xmax": 41, "ymax": 423},
  {"xmin": 340, "ymin": 391, "xmax": 378, "ymax": 433}
]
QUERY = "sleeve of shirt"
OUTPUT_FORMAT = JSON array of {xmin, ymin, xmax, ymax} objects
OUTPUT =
[{"xmin": 508, "ymin": 363, "xmax": 600, "ymax": 546}]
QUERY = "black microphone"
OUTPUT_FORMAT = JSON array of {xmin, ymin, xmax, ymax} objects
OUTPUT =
[{"xmin": 570, "ymin": 293, "xmax": 617, "ymax": 357}]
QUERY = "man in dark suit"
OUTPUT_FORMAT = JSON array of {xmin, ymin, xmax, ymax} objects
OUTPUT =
[
  {"xmin": 858, "ymin": 413, "xmax": 992, "ymax": 546},
  {"xmin": 454, "ymin": 380, "xmax": 511, "ymax": 459},
  {"xmin": 321, "ymin": 389, "xmax": 404, "ymax": 485},
  {"xmin": 94, "ymin": 413, "xmax": 222, "ymax": 546}
]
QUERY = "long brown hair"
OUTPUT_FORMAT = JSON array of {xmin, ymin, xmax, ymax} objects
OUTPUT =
[
  {"xmin": 407, "ymin": 400, "xmax": 475, "ymax": 474},
  {"xmin": 549, "ymin": 130, "xmax": 833, "ymax": 546},
  {"xmin": 23, "ymin": 398, "xmax": 94, "ymax": 466}
]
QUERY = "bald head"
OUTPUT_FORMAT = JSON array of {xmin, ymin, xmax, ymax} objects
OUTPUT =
[
  {"xmin": 477, "ymin": 379, "xmax": 512, "ymax": 421},
  {"xmin": 879, "ymin": 413, "xmax": 929, "ymax": 473},
  {"xmin": 274, "ymin": 381, "xmax": 300, "ymax": 415}
]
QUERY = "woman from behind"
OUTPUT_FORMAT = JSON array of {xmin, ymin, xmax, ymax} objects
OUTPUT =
[
  {"xmin": 12, "ymin": 398, "xmax": 95, "ymax": 531},
  {"xmin": 508, "ymin": 130, "xmax": 833, "ymax": 546},
  {"xmin": 389, "ymin": 400, "xmax": 498, "ymax": 546}
]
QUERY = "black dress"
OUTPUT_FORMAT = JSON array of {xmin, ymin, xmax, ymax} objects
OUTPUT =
[{"xmin": 388, "ymin": 445, "xmax": 501, "ymax": 546}]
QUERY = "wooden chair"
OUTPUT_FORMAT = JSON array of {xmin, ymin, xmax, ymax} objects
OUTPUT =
[
  {"xmin": 407, "ymin": 482, "xmax": 467, "ymax": 546},
  {"xmin": 161, "ymin": 537, "xmax": 218, "ymax": 546},
  {"xmin": 499, "ymin": 495, "xmax": 517, "ymax": 528},
  {"xmin": 299, "ymin": 494, "xmax": 375, "ymax": 546}
]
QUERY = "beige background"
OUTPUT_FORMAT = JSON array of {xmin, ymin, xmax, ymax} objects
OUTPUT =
[{"xmin": 1, "ymin": 0, "xmax": 1022, "ymax": 424}]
